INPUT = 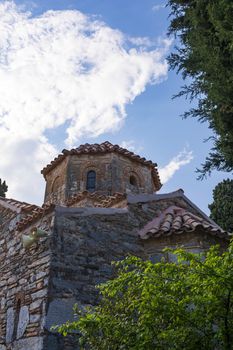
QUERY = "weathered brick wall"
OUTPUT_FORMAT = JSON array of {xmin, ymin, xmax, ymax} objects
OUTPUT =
[
  {"xmin": 0, "ymin": 208, "xmax": 54, "ymax": 350},
  {"xmin": 44, "ymin": 157, "xmax": 69, "ymax": 205},
  {"xmin": 66, "ymin": 153, "xmax": 155, "ymax": 198},
  {"xmin": 110, "ymin": 154, "xmax": 155, "ymax": 194},
  {"xmin": 66, "ymin": 153, "xmax": 113, "ymax": 196},
  {"xmin": 0, "ymin": 207, "xmax": 19, "ymax": 346},
  {"xmin": 43, "ymin": 153, "xmax": 156, "ymax": 206}
]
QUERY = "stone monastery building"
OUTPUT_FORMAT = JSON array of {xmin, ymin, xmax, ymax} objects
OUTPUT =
[{"xmin": 0, "ymin": 141, "xmax": 228, "ymax": 350}]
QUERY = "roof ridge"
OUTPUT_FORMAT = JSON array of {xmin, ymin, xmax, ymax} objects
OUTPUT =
[{"xmin": 0, "ymin": 197, "xmax": 38, "ymax": 213}]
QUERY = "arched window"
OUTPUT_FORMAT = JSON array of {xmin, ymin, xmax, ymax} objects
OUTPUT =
[
  {"xmin": 86, "ymin": 170, "xmax": 96, "ymax": 191},
  {"xmin": 130, "ymin": 175, "xmax": 137, "ymax": 187}
]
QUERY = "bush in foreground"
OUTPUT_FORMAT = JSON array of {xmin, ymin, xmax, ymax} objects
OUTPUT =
[{"xmin": 56, "ymin": 243, "xmax": 233, "ymax": 349}]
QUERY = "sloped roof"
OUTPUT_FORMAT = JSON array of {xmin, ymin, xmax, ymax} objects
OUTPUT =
[
  {"xmin": 139, "ymin": 205, "xmax": 228, "ymax": 240},
  {"xmin": 41, "ymin": 141, "xmax": 161, "ymax": 190},
  {"xmin": 0, "ymin": 196, "xmax": 54, "ymax": 232},
  {"xmin": 66, "ymin": 191, "xmax": 126, "ymax": 208},
  {"xmin": 0, "ymin": 197, "xmax": 37, "ymax": 214},
  {"xmin": 3, "ymin": 188, "xmax": 227, "ymax": 241},
  {"xmin": 16, "ymin": 203, "xmax": 55, "ymax": 231},
  {"xmin": 16, "ymin": 192, "xmax": 127, "ymax": 230}
]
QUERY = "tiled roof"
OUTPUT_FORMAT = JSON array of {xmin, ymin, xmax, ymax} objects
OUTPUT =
[
  {"xmin": 0, "ymin": 197, "xmax": 55, "ymax": 231},
  {"xmin": 139, "ymin": 205, "xmax": 228, "ymax": 240},
  {"xmin": 17, "ymin": 192, "xmax": 126, "ymax": 231},
  {"xmin": 0, "ymin": 197, "xmax": 37, "ymax": 213},
  {"xmin": 41, "ymin": 141, "xmax": 161, "ymax": 190},
  {"xmin": 16, "ymin": 203, "xmax": 55, "ymax": 231},
  {"xmin": 66, "ymin": 191, "xmax": 127, "ymax": 208}
]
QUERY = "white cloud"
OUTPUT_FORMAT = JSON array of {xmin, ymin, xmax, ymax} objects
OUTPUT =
[
  {"xmin": 120, "ymin": 141, "xmax": 136, "ymax": 152},
  {"xmin": 0, "ymin": 1, "xmax": 169, "ymax": 204},
  {"xmin": 0, "ymin": 130, "xmax": 58, "ymax": 204},
  {"xmin": 159, "ymin": 149, "xmax": 194, "ymax": 184},
  {"xmin": 120, "ymin": 140, "xmax": 144, "ymax": 154},
  {"xmin": 152, "ymin": 4, "xmax": 166, "ymax": 12}
]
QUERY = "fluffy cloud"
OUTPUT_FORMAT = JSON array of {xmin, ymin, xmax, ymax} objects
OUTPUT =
[
  {"xmin": 159, "ymin": 149, "xmax": 194, "ymax": 184},
  {"xmin": 0, "ymin": 1, "xmax": 169, "ymax": 204},
  {"xmin": 0, "ymin": 130, "xmax": 57, "ymax": 204}
]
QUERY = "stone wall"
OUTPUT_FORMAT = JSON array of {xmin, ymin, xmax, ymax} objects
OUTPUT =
[
  {"xmin": 0, "ymin": 207, "xmax": 54, "ymax": 350},
  {"xmin": 44, "ymin": 198, "xmax": 226, "ymax": 349},
  {"xmin": 0, "ymin": 194, "xmax": 227, "ymax": 350},
  {"xmin": 143, "ymin": 231, "xmax": 227, "ymax": 263},
  {"xmin": 45, "ymin": 206, "xmax": 144, "ymax": 349}
]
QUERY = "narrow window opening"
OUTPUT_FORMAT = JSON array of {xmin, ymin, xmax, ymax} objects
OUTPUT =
[
  {"xmin": 86, "ymin": 170, "xmax": 96, "ymax": 191},
  {"xmin": 130, "ymin": 175, "xmax": 137, "ymax": 187},
  {"xmin": 13, "ymin": 298, "xmax": 21, "ymax": 340}
]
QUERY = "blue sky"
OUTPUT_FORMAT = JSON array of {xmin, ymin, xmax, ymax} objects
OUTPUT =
[{"xmin": 0, "ymin": 0, "xmax": 231, "ymax": 213}]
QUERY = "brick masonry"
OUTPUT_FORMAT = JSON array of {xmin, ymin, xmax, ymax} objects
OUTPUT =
[
  {"xmin": 44, "ymin": 144, "xmax": 159, "ymax": 205},
  {"xmin": 0, "ymin": 203, "xmax": 54, "ymax": 350}
]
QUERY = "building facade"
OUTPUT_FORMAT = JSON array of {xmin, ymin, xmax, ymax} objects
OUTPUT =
[{"xmin": 0, "ymin": 142, "xmax": 228, "ymax": 350}]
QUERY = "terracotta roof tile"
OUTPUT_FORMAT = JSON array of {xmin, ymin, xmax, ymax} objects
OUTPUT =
[
  {"xmin": 16, "ymin": 203, "xmax": 55, "ymax": 231},
  {"xmin": 0, "ymin": 197, "xmax": 37, "ymax": 213},
  {"xmin": 0, "ymin": 197, "xmax": 55, "ymax": 231},
  {"xmin": 139, "ymin": 205, "xmax": 228, "ymax": 240},
  {"xmin": 41, "ymin": 141, "xmax": 162, "ymax": 190},
  {"xmin": 66, "ymin": 191, "xmax": 127, "ymax": 208},
  {"xmin": 14, "ymin": 191, "xmax": 126, "ymax": 231}
]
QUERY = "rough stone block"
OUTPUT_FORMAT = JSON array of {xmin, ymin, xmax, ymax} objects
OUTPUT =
[
  {"xmin": 17, "ymin": 306, "xmax": 29, "ymax": 339},
  {"xmin": 45, "ymin": 298, "xmax": 76, "ymax": 331},
  {"xmin": 6, "ymin": 307, "xmax": 14, "ymax": 344},
  {"xmin": 11, "ymin": 336, "xmax": 43, "ymax": 350}
]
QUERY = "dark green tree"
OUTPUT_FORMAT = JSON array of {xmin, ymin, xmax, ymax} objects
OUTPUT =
[
  {"xmin": 167, "ymin": 0, "xmax": 233, "ymax": 177},
  {"xmin": 209, "ymin": 179, "xmax": 233, "ymax": 233},
  {"xmin": 56, "ymin": 244, "xmax": 233, "ymax": 350},
  {"xmin": 0, "ymin": 179, "xmax": 8, "ymax": 197}
]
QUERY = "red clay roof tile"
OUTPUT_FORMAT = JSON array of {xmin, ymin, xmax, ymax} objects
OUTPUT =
[
  {"xmin": 66, "ymin": 191, "xmax": 127, "ymax": 208},
  {"xmin": 0, "ymin": 197, "xmax": 38, "ymax": 213},
  {"xmin": 16, "ymin": 203, "xmax": 55, "ymax": 231},
  {"xmin": 139, "ymin": 205, "xmax": 228, "ymax": 240}
]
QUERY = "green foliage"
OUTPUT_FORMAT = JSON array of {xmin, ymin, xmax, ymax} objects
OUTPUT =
[
  {"xmin": 0, "ymin": 179, "xmax": 8, "ymax": 197},
  {"xmin": 167, "ymin": 0, "xmax": 233, "ymax": 176},
  {"xmin": 209, "ymin": 179, "xmax": 233, "ymax": 233},
  {"xmin": 56, "ymin": 243, "xmax": 233, "ymax": 349}
]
